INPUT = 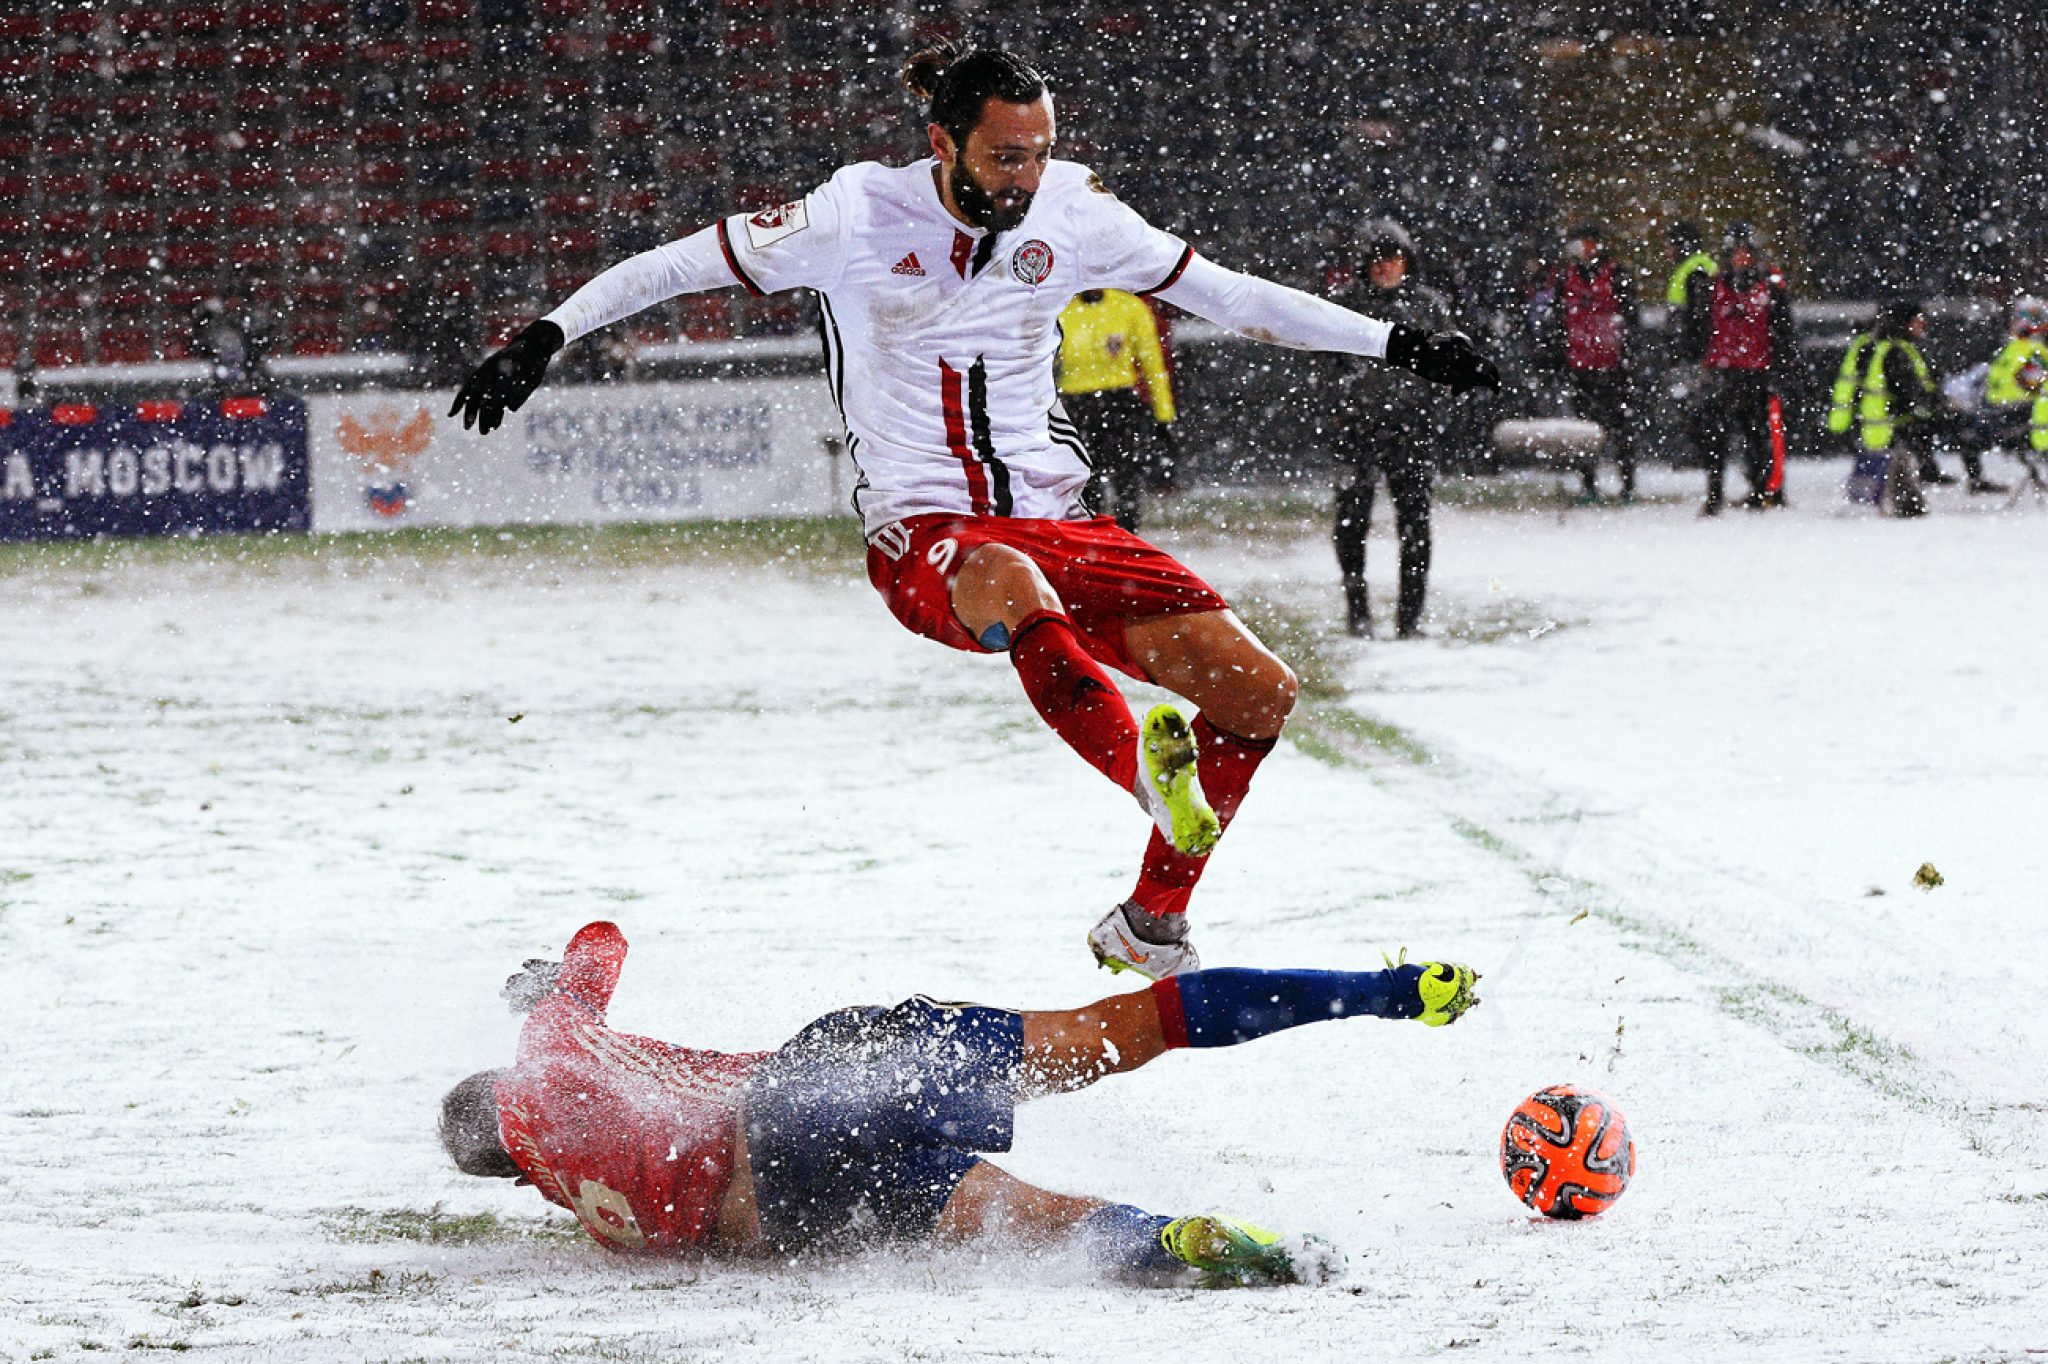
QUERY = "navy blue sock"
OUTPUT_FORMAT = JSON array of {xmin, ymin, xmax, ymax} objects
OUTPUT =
[
  {"xmin": 1075, "ymin": 1203, "xmax": 1177, "ymax": 1278},
  {"xmin": 1152, "ymin": 966, "xmax": 1423, "ymax": 1048}
]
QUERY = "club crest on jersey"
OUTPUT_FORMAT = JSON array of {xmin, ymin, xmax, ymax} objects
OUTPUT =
[
  {"xmin": 744, "ymin": 200, "xmax": 809, "ymax": 249},
  {"xmin": 1010, "ymin": 240, "xmax": 1055, "ymax": 287}
]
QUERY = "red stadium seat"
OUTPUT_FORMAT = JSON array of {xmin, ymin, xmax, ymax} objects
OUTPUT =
[
  {"xmin": 541, "ymin": 152, "xmax": 594, "ymax": 181},
  {"xmin": 104, "ymin": 246, "xmax": 157, "ymax": 275},
  {"xmin": 420, "ymin": 234, "xmax": 475, "ymax": 262},
  {"xmin": 486, "ymin": 230, "xmax": 534, "ymax": 258},
  {"xmin": 165, "ymin": 242, "xmax": 220, "ymax": 270},
  {"xmin": 289, "ymin": 313, "xmax": 346, "ymax": 355},
  {"xmin": 361, "ymin": 160, "xmax": 409, "ymax": 187},
  {"xmin": 118, "ymin": 7, "xmax": 167, "ymax": 34},
  {"xmin": 34, "ymin": 328, "xmax": 90, "ymax": 368},
  {"xmin": 292, "ymin": 200, "xmax": 345, "ymax": 227},
  {"xmin": 417, "ymin": 122, "xmax": 470, "ymax": 146},
  {"xmin": 359, "ymin": 198, "xmax": 412, "ymax": 225},
  {"xmin": 546, "ymin": 227, "xmax": 599, "ymax": 256},
  {"xmin": 40, "ymin": 245, "xmax": 94, "ymax": 275},
  {"xmin": 480, "ymin": 158, "xmax": 534, "ymax": 185},
  {"xmin": 41, "ymin": 209, "xmax": 94, "ymax": 237},
  {"xmin": 0, "ymin": 134, "xmax": 29, "ymax": 164},
  {"xmin": 230, "ymin": 203, "xmax": 284, "ymax": 230},
  {"xmin": 41, "ymin": 171, "xmax": 92, "ymax": 199},
  {"xmin": 105, "ymin": 288, "xmax": 154, "ymax": 314},
  {"xmin": 422, "ymin": 36, "xmax": 468, "ymax": 60},
  {"xmin": 230, "ymin": 165, "xmax": 284, "ymax": 191},
  {"xmin": 0, "ymin": 14, "xmax": 42, "ymax": 38},
  {"xmin": 173, "ymin": 44, "xmax": 227, "ymax": 75},
  {"xmin": 356, "ymin": 123, "xmax": 407, "ymax": 149},
  {"xmin": 296, "ymin": 238, "xmax": 347, "ymax": 267},
  {"xmin": 231, "ymin": 239, "xmax": 281, "ymax": 269},
  {"xmin": 235, "ymin": 3, "xmax": 287, "ymax": 29},
  {"xmin": 680, "ymin": 295, "xmax": 732, "ymax": 340},
  {"xmin": 300, "ymin": 0, "xmax": 346, "ymax": 25},
  {"xmin": 544, "ymin": 192, "xmax": 598, "ymax": 217},
  {"xmin": 422, "ymin": 81, "xmax": 469, "ymax": 108},
  {"xmin": 105, "ymin": 170, "xmax": 155, "ymax": 200},
  {"xmin": 421, "ymin": 0, "xmax": 471, "ymax": 24},
  {"xmin": 165, "ymin": 168, "xmax": 223, "ymax": 196},
  {"xmin": 174, "ymin": 6, "xmax": 227, "ymax": 32},
  {"xmin": 0, "ymin": 212, "xmax": 28, "ymax": 240},
  {"xmin": 98, "ymin": 327, "xmax": 154, "ymax": 364},
  {"xmin": 292, "ymin": 164, "xmax": 346, "ymax": 188},
  {"xmin": 421, "ymin": 198, "xmax": 473, "ymax": 223},
  {"xmin": 168, "ymin": 207, "xmax": 216, "ymax": 234}
]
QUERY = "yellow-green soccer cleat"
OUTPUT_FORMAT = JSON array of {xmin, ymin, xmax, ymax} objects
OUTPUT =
[
  {"xmin": 1415, "ymin": 960, "xmax": 1481, "ymax": 1027},
  {"xmin": 1159, "ymin": 1215, "xmax": 1345, "ymax": 1288},
  {"xmin": 1136, "ymin": 703, "xmax": 1220, "ymax": 858}
]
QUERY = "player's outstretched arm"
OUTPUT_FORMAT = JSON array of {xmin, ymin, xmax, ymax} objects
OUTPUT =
[
  {"xmin": 1157, "ymin": 254, "xmax": 1500, "ymax": 393},
  {"xmin": 448, "ymin": 224, "xmax": 751, "ymax": 433}
]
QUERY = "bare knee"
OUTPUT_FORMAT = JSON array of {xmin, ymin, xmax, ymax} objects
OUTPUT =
[
  {"xmin": 1209, "ymin": 654, "xmax": 1298, "ymax": 741},
  {"xmin": 952, "ymin": 544, "xmax": 1062, "ymax": 639}
]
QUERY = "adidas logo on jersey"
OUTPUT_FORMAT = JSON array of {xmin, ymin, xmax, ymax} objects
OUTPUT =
[{"xmin": 890, "ymin": 252, "xmax": 926, "ymax": 277}]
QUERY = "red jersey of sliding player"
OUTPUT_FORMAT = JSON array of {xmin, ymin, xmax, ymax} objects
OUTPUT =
[
  {"xmin": 492, "ymin": 921, "xmax": 769, "ymax": 1252},
  {"xmin": 448, "ymin": 46, "xmax": 1498, "ymax": 976}
]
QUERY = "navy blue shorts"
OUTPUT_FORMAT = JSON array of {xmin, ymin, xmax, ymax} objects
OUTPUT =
[{"xmin": 743, "ymin": 996, "xmax": 1024, "ymax": 1254}]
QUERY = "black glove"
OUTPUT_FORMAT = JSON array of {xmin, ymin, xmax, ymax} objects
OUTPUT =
[
  {"xmin": 449, "ymin": 319, "xmax": 565, "ymax": 434},
  {"xmin": 1383, "ymin": 323, "xmax": 1501, "ymax": 393},
  {"xmin": 501, "ymin": 958, "xmax": 563, "ymax": 1014}
]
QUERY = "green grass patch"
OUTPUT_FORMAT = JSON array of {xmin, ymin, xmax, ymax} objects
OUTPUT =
[
  {"xmin": 323, "ymin": 1205, "xmax": 577, "ymax": 1246},
  {"xmin": 0, "ymin": 516, "xmax": 869, "ymax": 582}
]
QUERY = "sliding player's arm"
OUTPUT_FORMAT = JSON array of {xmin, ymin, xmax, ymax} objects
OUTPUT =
[
  {"xmin": 451, "ymin": 178, "xmax": 851, "ymax": 433},
  {"xmin": 502, "ymin": 920, "xmax": 630, "ymax": 1031}
]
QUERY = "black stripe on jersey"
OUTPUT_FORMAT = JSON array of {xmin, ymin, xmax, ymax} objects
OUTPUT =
[
  {"xmin": 815, "ymin": 291, "xmax": 847, "ymax": 421},
  {"xmin": 970, "ymin": 230, "xmax": 1000, "ymax": 278},
  {"xmin": 1138, "ymin": 244, "xmax": 1195, "ymax": 298},
  {"xmin": 967, "ymin": 357, "xmax": 1013, "ymax": 516},
  {"xmin": 717, "ymin": 219, "xmax": 767, "ymax": 297}
]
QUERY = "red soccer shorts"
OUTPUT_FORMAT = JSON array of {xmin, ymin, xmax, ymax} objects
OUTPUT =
[{"xmin": 864, "ymin": 514, "xmax": 1229, "ymax": 679}]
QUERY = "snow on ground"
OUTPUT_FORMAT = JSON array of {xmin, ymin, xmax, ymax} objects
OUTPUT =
[{"xmin": 2, "ymin": 463, "xmax": 2044, "ymax": 1362}]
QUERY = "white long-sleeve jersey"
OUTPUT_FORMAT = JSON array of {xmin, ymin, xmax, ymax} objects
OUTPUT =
[{"xmin": 546, "ymin": 158, "xmax": 1394, "ymax": 536}]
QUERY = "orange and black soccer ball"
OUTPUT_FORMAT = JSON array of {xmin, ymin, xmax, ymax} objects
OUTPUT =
[{"xmin": 1500, "ymin": 1085, "xmax": 1635, "ymax": 1219}]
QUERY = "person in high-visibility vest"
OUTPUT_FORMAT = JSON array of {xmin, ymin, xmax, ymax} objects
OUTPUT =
[
  {"xmin": 1827, "ymin": 328, "xmax": 1875, "ymax": 441},
  {"xmin": 1985, "ymin": 295, "xmax": 2048, "ymax": 468},
  {"xmin": 1855, "ymin": 297, "xmax": 1947, "ymax": 516},
  {"xmin": 1057, "ymin": 288, "xmax": 1177, "ymax": 531},
  {"xmin": 1663, "ymin": 221, "xmax": 1718, "ymax": 469}
]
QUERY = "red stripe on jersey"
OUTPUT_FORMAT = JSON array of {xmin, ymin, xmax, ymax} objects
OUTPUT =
[
  {"xmin": 939, "ymin": 359, "xmax": 992, "ymax": 515},
  {"xmin": 1151, "ymin": 976, "xmax": 1190, "ymax": 1051},
  {"xmin": 1139, "ymin": 244, "xmax": 1195, "ymax": 298},
  {"xmin": 716, "ymin": 219, "xmax": 766, "ymax": 297}
]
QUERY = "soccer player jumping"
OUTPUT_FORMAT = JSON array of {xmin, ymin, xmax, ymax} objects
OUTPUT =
[
  {"xmin": 450, "ymin": 46, "xmax": 1500, "ymax": 977},
  {"xmin": 440, "ymin": 921, "xmax": 1481, "ymax": 1285}
]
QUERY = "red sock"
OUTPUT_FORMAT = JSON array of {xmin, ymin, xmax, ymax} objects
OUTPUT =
[
  {"xmin": 1128, "ymin": 714, "xmax": 1276, "ymax": 918},
  {"xmin": 1009, "ymin": 611, "xmax": 1139, "ymax": 793}
]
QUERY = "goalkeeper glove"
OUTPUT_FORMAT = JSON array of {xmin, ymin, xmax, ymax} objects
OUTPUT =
[
  {"xmin": 1384, "ymin": 323, "xmax": 1501, "ymax": 393},
  {"xmin": 449, "ymin": 319, "xmax": 565, "ymax": 434}
]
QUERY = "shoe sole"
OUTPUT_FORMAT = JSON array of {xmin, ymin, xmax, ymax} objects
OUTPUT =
[{"xmin": 1141, "ymin": 704, "xmax": 1220, "ymax": 857}]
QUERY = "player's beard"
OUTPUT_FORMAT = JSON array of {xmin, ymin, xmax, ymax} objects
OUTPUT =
[{"xmin": 951, "ymin": 154, "xmax": 1033, "ymax": 232}]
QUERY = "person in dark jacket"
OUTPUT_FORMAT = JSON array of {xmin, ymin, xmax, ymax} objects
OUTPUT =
[
  {"xmin": 1555, "ymin": 222, "xmax": 1638, "ymax": 501},
  {"xmin": 1331, "ymin": 219, "xmax": 1459, "ymax": 638},
  {"xmin": 1687, "ymin": 222, "xmax": 1796, "ymax": 513}
]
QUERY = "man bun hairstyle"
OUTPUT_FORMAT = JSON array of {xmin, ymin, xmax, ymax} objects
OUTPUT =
[
  {"xmin": 439, "ymin": 1069, "xmax": 522, "ymax": 1179},
  {"xmin": 903, "ymin": 42, "xmax": 1047, "ymax": 143}
]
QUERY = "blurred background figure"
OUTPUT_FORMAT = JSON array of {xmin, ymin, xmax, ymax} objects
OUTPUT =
[
  {"xmin": 1554, "ymin": 221, "xmax": 1637, "ymax": 502},
  {"xmin": 1057, "ymin": 288, "xmax": 1178, "ymax": 532},
  {"xmin": 1851, "ymin": 297, "xmax": 1945, "ymax": 517},
  {"xmin": 1980, "ymin": 295, "xmax": 2048, "ymax": 489},
  {"xmin": 1690, "ymin": 223, "xmax": 1795, "ymax": 514},
  {"xmin": 1330, "ymin": 219, "xmax": 1456, "ymax": 640},
  {"xmin": 188, "ymin": 297, "xmax": 273, "ymax": 395}
]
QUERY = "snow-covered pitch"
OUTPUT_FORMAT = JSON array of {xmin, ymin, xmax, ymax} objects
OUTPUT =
[{"xmin": 3, "ymin": 461, "xmax": 2044, "ymax": 1362}]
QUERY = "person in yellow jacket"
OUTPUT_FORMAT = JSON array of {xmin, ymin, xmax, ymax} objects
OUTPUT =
[
  {"xmin": 1057, "ymin": 289, "xmax": 1177, "ymax": 531},
  {"xmin": 1984, "ymin": 296, "xmax": 2048, "ymax": 469}
]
